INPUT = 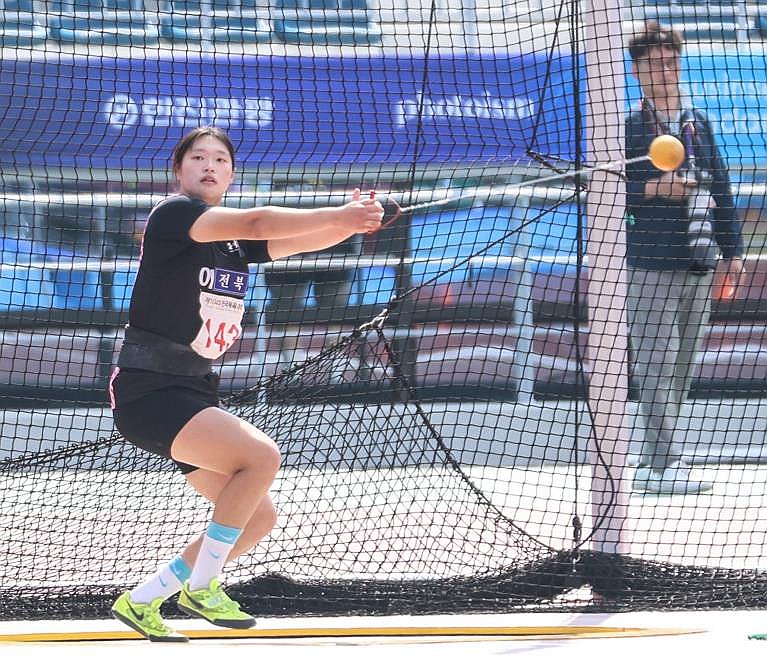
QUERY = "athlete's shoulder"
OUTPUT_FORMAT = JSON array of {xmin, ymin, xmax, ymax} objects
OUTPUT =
[
  {"xmin": 149, "ymin": 194, "xmax": 209, "ymax": 219},
  {"xmin": 143, "ymin": 195, "xmax": 210, "ymax": 246}
]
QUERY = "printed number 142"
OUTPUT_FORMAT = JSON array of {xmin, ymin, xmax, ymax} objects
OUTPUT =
[{"xmin": 205, "ymin": 319, "xmax": 240, "ymax": 351}]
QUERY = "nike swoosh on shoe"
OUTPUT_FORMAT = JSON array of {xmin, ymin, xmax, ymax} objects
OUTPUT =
[
  {"xmin": 127, "ymin": 603, "xmax": 145, "ymax": 621},
  {"xmin": 185, "ymin": 592, "xmax": 216, "ymax": 611}
]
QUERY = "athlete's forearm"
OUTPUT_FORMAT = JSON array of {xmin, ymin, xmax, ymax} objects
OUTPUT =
[
  {"xmin": 267, "ymin": 226, "xmax": 357, "ymax": 260},
  {"xmin": 189, "ymin": 205, "xmax": 341, "ymax": 244},
  {"xmin": 191, "ymin": 197, "xmax": 380, "ymax": 245},
  {"xmin": 245, "ymin": 206, "xmax": 342, "ymax": 240}
]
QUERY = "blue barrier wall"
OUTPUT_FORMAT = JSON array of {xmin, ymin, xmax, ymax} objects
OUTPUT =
[
  {"xmin": 0, "ymin": 52, "xmax": 577, "ymax": 169},
  {"xmin": 2, "ymin": 51, "xmax": 766, "ymax": 170}
]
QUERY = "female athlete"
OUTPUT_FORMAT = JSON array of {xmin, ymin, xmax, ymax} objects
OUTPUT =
[{"xmin": 108, "ymin": 126, "xmax": 383, "ymax": 642}]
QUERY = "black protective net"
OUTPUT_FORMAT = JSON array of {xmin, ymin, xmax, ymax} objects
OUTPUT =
[
  {"xmin": 2, "ymin": 0, "xmax": 767, "ymax": 620},
  {"xmin": 4, "ymin": 316, "xmax": 767, "ymax": 619}
]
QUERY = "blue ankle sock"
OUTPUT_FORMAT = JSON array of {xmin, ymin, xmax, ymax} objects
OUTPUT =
[
  {"xmin": 169, "ymin": 555, "xmax": 192, "ymax": 583},
  {"xmin": 188, "ymin": 521, "xmax": 243, "ymax": 591}
]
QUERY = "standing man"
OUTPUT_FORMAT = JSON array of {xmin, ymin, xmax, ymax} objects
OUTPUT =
[{"xmin": 626, "ymin": 22, "xmax": 744, "ymax": 495}]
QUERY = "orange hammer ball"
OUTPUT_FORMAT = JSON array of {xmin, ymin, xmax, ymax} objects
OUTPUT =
[{"xmin": 648, "ymin": 134, "xmax": 685, "ymax": 172}]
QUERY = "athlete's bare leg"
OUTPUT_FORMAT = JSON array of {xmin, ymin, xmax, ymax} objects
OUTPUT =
[
  {"xmin": 180, "ymin": 469, "xmax": 278, "ymax": 564},
  {"xmin": 170, "ymin": 407, "xmax": 280, "ymax": 529}
]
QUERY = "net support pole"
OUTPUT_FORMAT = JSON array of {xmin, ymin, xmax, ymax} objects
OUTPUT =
[
  {"xmin": 512, "ymin": 195, "xmax": 537, "ymax": 404},
  {"xmin": 584, "ymin": 0, "xmax": 630, "ymax": 555}
]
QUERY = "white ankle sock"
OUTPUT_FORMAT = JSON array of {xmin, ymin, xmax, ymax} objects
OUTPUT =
[
  {"xmin": 188, "ymin": 521, "xmax": 243, "ymax": 591},
  {"xmin": 130, "ymin": 555, "xmax": 191, "ymax": 604}
]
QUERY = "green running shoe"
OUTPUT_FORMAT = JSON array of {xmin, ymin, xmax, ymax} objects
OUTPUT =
[
  {"xmin": 111, "ymin": 591, "xmax": 189, "ymax": 643},
  {"xmin": 177, "ymin": 578, "xmax": 256, "ymax": 629}
]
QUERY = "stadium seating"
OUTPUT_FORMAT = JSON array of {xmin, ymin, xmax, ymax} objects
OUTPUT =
[
  {"xmin": 159, "ymin": 0, "xmax": 272, "ymax": 43},
  {"xmin": 273, "ymin": 0, "xmax": 382, "ymax": 45},
  {"xmin": 628, "ymin": 1, "xmax": 739, "ymax": 41},
  {"xmin": 5, "ymin": 254, "xmax": 765, "ymax": 401},
  {"xmin": 158, "ymin": 0, "xmax": 204, "ymax": 41},
  {"xmin": 211, "ymin": 0, "xmax": 272, "ymax": 42},
  {"xmin": 699, "ymin": 322, "xmax": 767, "ymax": 387},
  {"xmin": 49, "ymin": 0, "xmax": 159, "ymax": 45},
  {"xmin": 353, "ymin": 265, "xmax": 397, "ymax": 306},
  {"xmin": 108, "ymin": 264, "xmax": 138, "ymax": 311},
  {"xmin": 524, "ymin": 203, "xmax": 581, "ymax": 259},
  {"xmin": 409, "ymin": 206, "xmax": 519, "ymax": 269},
  {"xmin": 404, "ymin": 205, "xmax": 529, "ymax": 321},
  {"xmin": 412, "ymin": 327, "xmax": 520, "ymax": 400},
  {"xmin": 47, "ymin": 266, "xmax": 103, "ymax": 310},
  {"xmin": 752, "ymin": 1, "xmax": 767, "ymax": 38},
  {"xmin": 0, "ymin": 266, "xmax": 55, "ymax": 310},
  {"xmin": 454, "ymin": 203, "xmax": 585, "ymax": 318},
  {"xmin": 0, "ymin": 328, "xmax": 106, "ymax": 395},
  {"xmin": 0, "ymin": 0, "xmax": 47, "ymax": 47}
]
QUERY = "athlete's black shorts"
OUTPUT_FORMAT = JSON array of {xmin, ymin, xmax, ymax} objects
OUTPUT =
[{"xmin": 110, "ymin": 369, "xmax": 220, "ymax": 474}]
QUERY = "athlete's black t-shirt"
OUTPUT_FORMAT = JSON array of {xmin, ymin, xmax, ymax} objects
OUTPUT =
[
  {"xmin": 129, "ymin": 194, "xmax": 271, "ymax": 354},
  {"xmin": 110, "ymin": 194, "xmax": 272, "ymax": 408}
]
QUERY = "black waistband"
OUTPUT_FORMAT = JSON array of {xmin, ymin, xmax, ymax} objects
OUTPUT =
[{"xmin": 117, "ymin": 326, "xmax": 213, "ymax": 377}]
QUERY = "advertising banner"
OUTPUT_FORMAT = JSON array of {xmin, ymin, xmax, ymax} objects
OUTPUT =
[{"xmin": 0, "ymin": 52, "xmax": 576, "ymax": 170}]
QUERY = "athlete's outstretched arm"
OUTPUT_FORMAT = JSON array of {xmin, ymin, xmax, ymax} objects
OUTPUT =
[
  {"xmin": 188, "ymin": 189, "xmax": 383, "ymax": 255},
  {"xmin": 266, "ymin": 189, "xmax": 383, "ymax": 259}
]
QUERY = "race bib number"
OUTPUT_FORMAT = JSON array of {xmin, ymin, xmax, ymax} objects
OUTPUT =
[{"xmin": 191, "ymin": 291, "xmax": 245, "ymax": 359}]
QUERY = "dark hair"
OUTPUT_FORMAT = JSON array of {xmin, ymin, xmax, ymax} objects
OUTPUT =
[
  {"xmin": 172, "ymin": 126, "xmax": 236, "ymax": 173},
  {"xmin": 628, "ymin": 21, "xmax": 683, "ymax": 62}
]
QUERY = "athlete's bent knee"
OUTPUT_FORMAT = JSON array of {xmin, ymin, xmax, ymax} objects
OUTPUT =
[
  {"xmin": 264, "ymin": 447, "xmax": 281, "ymax": 479},
  {"xmin": 256, "ymin": 437, "xmax": 281, "ymax": 477},
  {"xmin": 264, "ymin": 500, "xmax": 278, "ymax": 530}
]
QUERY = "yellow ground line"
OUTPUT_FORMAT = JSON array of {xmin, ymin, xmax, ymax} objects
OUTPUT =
[{"xmin": 0, "ymin": 625, "xmax": 704, "ymax": 643}]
